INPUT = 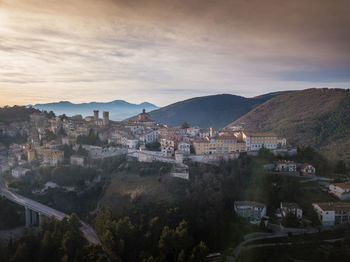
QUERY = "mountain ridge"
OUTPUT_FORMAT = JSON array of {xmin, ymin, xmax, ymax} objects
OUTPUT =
[
  {"xmin": 148, "ymin": 92, "xmax": 290, "ymax": 128},
  {"xmin": 30, "ymin": 100, "xmax": 159, "ymax": 121}
]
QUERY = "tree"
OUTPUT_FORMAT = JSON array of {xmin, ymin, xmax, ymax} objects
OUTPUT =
[
  {"xmin": 189, "ymin": 241, "xmax": 208, "ymax": 262},
  {"xmin": 282, "ymin": 212, "xmax": 299, "ymax": 228},
  {"xmin": 146, "ymin": 141, "xmax": 161, "ymax": 151},
  {"xmin": 181, "ymin": 121, "xmax": 189, "ymax": 129}
]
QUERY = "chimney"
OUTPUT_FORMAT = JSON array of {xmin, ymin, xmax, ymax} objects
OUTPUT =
[{"xmin": 93, "ymin": 110, "xmax": 99, "ymax": 121}]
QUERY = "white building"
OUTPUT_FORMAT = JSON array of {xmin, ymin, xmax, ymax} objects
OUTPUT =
[
  {"xmin": 139, "ymin": 130, "xmax": 158, "ymax": 144},
  {"xmin": 11, "ymin": 167, "xmax": 30, "ymax": 178},
  {"xmin": 243, "ymin": 132, "xmax": 278, "ymax": 151},
  {"xmin": 127, "ymin": 139, "xmax": 139, "ymax": 149},
  {"xmin": 275, "ymin": 160, "xmax": 297, "ymax": 172},
  {"xmin": 313, "ymin": 202, "xmax": 350, "ymax": 226},
  {"xmin": 280, "ymin": 202, "xmax": 302, "ymax": 219},
  {"xmin": 329, "ymin": 182, "xmax": 350, "ymax": 200},
  {"xmin": 80, "ymin": 145, "xmax": 126, "ymax": 159},
  {"xmin": 186, "ymin": 126, "xmax": 200, "ymax": 137},
  {"xmin": 234, "ymin": 201, "xmax": 267, "ymax": 224},
  {"xmin": 161, "ymin": 146, "xmax": 175, "ymax": 157},
  {"xmin": 70, "ymin": 155, "xmax": 85, "ymax": 167},
  {"xmin": 178, "ymin": 142, "xmax": 191, "ymax": 155}
]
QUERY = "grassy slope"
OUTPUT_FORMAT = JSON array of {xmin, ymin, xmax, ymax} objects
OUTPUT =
[
  {"xmin": 100, "ymin": 172, "xmax": 174, "ymax": 216},
  {"xmin": 229, "ymin": 88, "xmax": 350, "ymax": 163}
]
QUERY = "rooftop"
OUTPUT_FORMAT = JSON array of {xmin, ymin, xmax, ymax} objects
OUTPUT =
[
  {"xmin": 234, "ymin": 201, "xmax": 266, "ymax": 208},
  {"xmin": 243, "ymin": 131, "xmax": 277, "ymax": 137},
  {"xmin": 332, "ymin": 182, "xmax": 350, "ymax": 189},
  {"xmin": 314, "ymin": 202, "xmax": 350, "ymax": 211}
]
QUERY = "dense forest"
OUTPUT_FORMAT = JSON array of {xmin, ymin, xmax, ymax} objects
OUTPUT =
[
  {"xmin": 1, "ymin": 148, "xmax": 348, "ymax": 261},
  {"xmin": 0, "ymin": 214, "xmax": 105, "ymax": 262}
]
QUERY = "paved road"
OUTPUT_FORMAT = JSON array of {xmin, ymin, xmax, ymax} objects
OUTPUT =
[{"xmin": 0, "ymin": 177, "xmax": 100, "ymax": 244}]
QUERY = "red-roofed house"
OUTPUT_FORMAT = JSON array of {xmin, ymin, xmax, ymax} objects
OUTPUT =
[
  {"xmin": 329, "ymin": 182, "xmax": 350, "ymax": 200},
  {"xmin": 300, "ymin": 163, "xmax": 315, "ymax": 176}
]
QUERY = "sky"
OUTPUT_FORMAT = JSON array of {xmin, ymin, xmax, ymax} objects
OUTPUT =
[{"xmin": 0, "ymin": 0, "xmax": 349, "ymax": 107}]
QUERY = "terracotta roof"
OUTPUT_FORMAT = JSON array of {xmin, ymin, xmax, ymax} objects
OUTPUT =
[
  {"xmin": 243, "ymin": 131, "xmax": 277, "ymax": 137},
  {"xmin": 301, "ymin": 163, "xmax": 314, "ymax": 169},
  {"xmin": 314, "ymin": 202, "xmax": 350, "ymax": 211},
  {"xmin": 332, "ymin": 182, "xmax": 350, "ymax": 189},
  {"xmin": 193, "ymin": 139, "xmax": 209, "ymax": 143}
]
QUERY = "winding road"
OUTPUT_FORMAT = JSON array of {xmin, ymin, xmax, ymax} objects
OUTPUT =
[{"xmin": 0, "ymin": 176, "xmax": 100, "ymax": 244}]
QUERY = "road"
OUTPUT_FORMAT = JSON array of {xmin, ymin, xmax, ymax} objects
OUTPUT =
[{"xmin": 0, "ymin": 176, "xmax": 100, "ymax": 244}]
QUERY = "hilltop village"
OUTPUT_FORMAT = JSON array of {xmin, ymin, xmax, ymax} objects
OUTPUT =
[{"xmin": 1, "ymin": 107, "xmax": 350, "ymax": 259}]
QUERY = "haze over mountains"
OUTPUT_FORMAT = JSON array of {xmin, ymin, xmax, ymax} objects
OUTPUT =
[{"xmin": 30, "ymin": 100, "xmax": 159, "ymax": 121}]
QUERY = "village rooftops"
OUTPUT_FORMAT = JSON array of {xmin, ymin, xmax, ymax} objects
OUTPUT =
[
  {"xmin": 234, "ymin": 201, "xmax": 266, "ymax": 208},
  {"xmin": 300, "ymin": 163, "xmax": 313, "ymax": 169},
  {"xmin": 193, "ymin": 138, "xmax": 209, "ymax": 143},
  {"xmin": 314, "ymin": 202, "xmax": 350, "ymax": 211},
  {"xmin": 243, "ymin": 131, "xmax": 277, "ymax": 137},
  {"xmin": 332, "ymin": 182, "xmax": 350, "ymax": 190}
]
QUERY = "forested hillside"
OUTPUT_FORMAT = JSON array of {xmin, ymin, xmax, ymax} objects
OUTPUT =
[
  {"xmin": 229, "ymin": 88, "xmax": 350, "ymax": 164},
  {"xmin": 149, "ymin": 92, "xmax": 287, "ymax": 128}
]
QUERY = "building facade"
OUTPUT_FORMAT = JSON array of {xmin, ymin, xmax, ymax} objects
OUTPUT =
[
  {"xmin": 243, "ymin": 132, "xmax": 278, "ymax": 151},
  {"xmin": 329, "ymin": 183, "xmax": 350, "ymax": 200},
  {"xmin": 234, "ymin": 201, "xmax": 267, "ymax": 224},
  {"xmin": 313, "ymin": 202, "xmax": 350, "ymax": 226}
]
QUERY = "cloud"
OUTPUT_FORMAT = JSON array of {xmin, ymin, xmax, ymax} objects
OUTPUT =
[{"xmin": 0, "ymin": 0, "xmax": 349, "ymax": 106}]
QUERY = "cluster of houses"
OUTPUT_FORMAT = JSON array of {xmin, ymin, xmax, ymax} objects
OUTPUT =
[
  {"xmin": 234, "ymin": 201, "xmax": 303, "ymax": 225},
  {"xmin": 0, "ymin": 108, "xmax": 296, "ymax": 179},
  {"xmin": 1, "ymin": 108, "xmax": 350, "ymax": 228},
  {"xmin": 234, "ymin": 181, "xmax": 350, "ymax": 227},
  {"xmin": 266, "ymin": 160, "xmax": 316, "ymax": 176}
]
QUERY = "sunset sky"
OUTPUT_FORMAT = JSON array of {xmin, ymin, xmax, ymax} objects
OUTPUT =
[{"xmin": 0, "ymin": 0, "xmax": 349, "ymax": 106}]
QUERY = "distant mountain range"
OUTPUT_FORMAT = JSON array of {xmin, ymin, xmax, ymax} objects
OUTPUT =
[
  {"xmin": 228, "ymin": 88, "xmax": 350, "ymax": 164},
  {"xmin": 29, "ymin": 100, "xmax": 159, "ymax": 121},
  {"xmin": 148, "ymin": 92, "xmax": 288, "ymax": 128}
]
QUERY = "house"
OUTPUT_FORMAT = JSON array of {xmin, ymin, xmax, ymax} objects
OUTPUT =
[
  {"xmin": 242, "ymin": 131, "xmax": 278, "ymax": 151},
  {"xmin": 11, "ymin": 167, "xmax": 30, "ymax": 178},
  {"xmin": 275, "ymin": 160, "xmax": 297, "ymax": 172},
  {"xmin": 198, "ymin": 128, "xmax": 210, "ymax": 138},
  {"xmin": 126, "ymin": 138, "xmax": 139, "ymax": 149},
  {"xmin": 186, "ymin": 126, "xmax": 200, "ymax": 137},
  {"xmin": 178, "ymin": 142, "xmax": 191, "ymax": 155},
  {"xmin": 280, "ymin": 202, "xmax": 302, "ymax": 219},
  {"xmin": 234, "ymin": 201, "xmax": 267, "ymax": 224},
  {"xmin": 313, "ymin": 202, "xmax": 350, "ymax": 226},
  {"xmin": 193, "ymin": 136, "xmax": 244, "ymax": 155},
  {"xmin": 160, "ymin": 138, "xmax": 176, "ymax": 149},
  {"xmin": 161, "ymin": 146, "xmax": 175, "ymax": 157},
  {"xmin": 70, "ymin": 155, "xmax": 85, "ymax": 167},
  {"xmin": 42, "ymin": 149, "xmax": 64, "ymax": 166},
  {"xmin": 193, "ymin": 138, "xmax": 210, "ymax": 155},
  {"xmin": 139, "ymin": 130, "xmax": 158, "ymax": 144},
  {"xmin": 300, "ymin": 163, "xmax": 315, "ymax": 176},
  {"xmin": 329, "ymin": 182, "xmax": 350, "ymax": 200}
]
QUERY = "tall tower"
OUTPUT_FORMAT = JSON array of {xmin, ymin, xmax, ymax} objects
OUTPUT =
[
  {"xmin": 93, "ymin": 110, "xmax": 99, "ymax": 121},
  {"xmin": 103, "ymin": 112, "xmax": 109, "ymax": 125}
]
